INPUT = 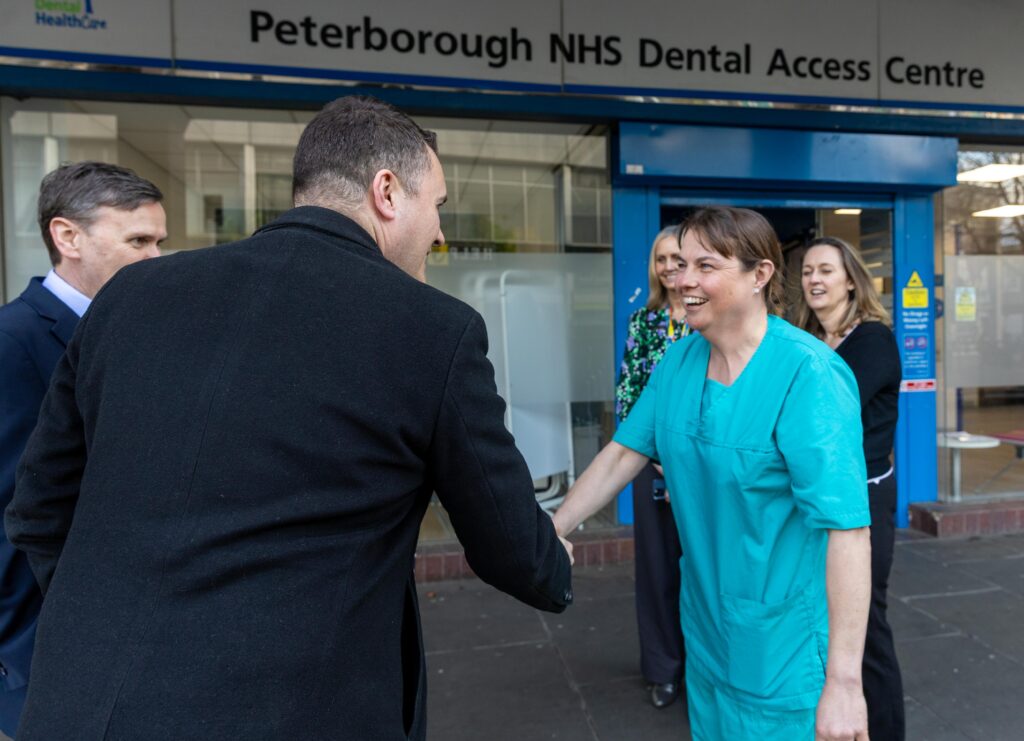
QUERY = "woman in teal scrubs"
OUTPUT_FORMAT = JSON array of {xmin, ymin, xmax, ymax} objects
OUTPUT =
[{"xmin": 554, "ymin": 207, "xmax": 872, "ymax": 741}]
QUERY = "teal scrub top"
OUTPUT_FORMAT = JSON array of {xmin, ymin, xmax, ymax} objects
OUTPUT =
[{"xmin": 614, "ymin": 316, "xmax": 870, "ymax": 711}]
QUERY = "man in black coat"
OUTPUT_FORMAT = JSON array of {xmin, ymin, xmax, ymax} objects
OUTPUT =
[
  {"xmin": 6, "ymin": 96, "xmax": 573, "ymax": 740},
  {"xmin": 0, "ymin": 161, "xmax": 165, "ymax": 738}
]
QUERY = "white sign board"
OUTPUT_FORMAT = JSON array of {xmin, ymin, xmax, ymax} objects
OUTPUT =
[
  {"xmin": 0, "ymin": 0, "xmax": 171, "ymax": 64},
  {"xmin": 562, "ymin": 0, "xmax": 879, "ymax": 101},
  {"xmin": 879, "ymin": 0, "xmax": 1024, "ymax": 109},
  {"xmin": 173, "ymin": 0, "xmax": 562, "ymax": 88},
  {"xmin": 1, "ymin": 0, "xmax": 1023, "ymax": 110}
]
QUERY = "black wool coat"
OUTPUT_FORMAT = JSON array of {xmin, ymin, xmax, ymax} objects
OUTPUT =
[{"xmin": 6, "ymin": 207, "xmax": 572, "ymax": 740}]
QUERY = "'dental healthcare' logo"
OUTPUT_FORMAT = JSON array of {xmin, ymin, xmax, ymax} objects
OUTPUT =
[{"xmin": 35, "ymin": 0, "xmax": 108, "ymax": 30}]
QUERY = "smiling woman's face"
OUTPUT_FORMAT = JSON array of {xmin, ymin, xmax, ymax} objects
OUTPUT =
[
  {"xmin": 802, "ymin": 243, "xmax": 854, "ymax": 318},
  {"xmin": 675, "ymin": 230, "xmax": 759, "ymax": 335},
  {"xmin": 653, "ymin": 236, "xmax": 682, "ymax": 291}
]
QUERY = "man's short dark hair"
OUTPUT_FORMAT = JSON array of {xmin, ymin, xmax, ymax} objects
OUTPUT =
[
  {"xmin": 292, "ymin": 95, "xmax": 438, "ymax": 209},
  {"xmin": 38, "ymin": 161, "xmax": 163, "ymax": 266}
]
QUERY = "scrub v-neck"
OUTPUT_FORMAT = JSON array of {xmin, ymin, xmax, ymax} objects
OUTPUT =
[
  {"xmin": 693, "ymin": 321, "xmax": 769, "ymax": 423},
  {"xmin": 700, "ymin": 378, "xmax": 727, "ymax": 418}
]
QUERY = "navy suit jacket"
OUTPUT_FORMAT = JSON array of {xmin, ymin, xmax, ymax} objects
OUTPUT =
[{"xmin": 0, "ymin": 278, "xmax": 78, "ymax": 728}]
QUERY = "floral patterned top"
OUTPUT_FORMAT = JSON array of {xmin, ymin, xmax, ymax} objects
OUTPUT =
[{"xmin": 615, "ymin": 307, "xmax": 691, "ymax": 420}]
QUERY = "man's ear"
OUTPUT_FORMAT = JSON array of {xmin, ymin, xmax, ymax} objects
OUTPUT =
[
  {"xmin": 48, "ymin": 217, "xmax": 84, "ymax": 262},
  {"xmin": 370, "ymin": 169, "xmax": 400, "ymax": 222}
]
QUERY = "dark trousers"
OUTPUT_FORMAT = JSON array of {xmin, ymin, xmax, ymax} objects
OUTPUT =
[
  {"xmin": 632, "ymin": 463, "xmax": 685, "ymax": 685},
  {"xmin": 864, "ymin": 473, "xmax": 905, "ymax": 741}
]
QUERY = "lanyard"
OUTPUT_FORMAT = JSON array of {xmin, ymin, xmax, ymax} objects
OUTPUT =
[{"xmin": 667, "ymin": 310, "xmax": 686, "ymax": 343}]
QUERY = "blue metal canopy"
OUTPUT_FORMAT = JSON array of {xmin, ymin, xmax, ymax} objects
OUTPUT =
[{"xmin": 617, "ymin": 123, "xmax": 958, "ymax": 192}]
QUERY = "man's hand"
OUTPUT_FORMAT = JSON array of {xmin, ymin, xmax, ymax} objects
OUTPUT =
[
  {"xmin": 815, "ymin": 678, "xmax": 869, "ymax": 741},
  {"xmin": 558, "ymin": 535, "xmax": 574, "ymax": 566}
]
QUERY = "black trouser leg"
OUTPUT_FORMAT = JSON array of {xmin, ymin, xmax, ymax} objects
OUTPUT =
[
  {"xmin": 863, "ymin": 474, "xmax": 905, "ymax": 741},
  {"xmin": 632, "ymin": 463, "xmax": 685, "ymax": 685}
]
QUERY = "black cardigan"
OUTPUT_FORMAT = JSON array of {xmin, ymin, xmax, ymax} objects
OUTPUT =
[{"xmin": 835, "ymin": 321, "xmax": 902, "ymax": 479}]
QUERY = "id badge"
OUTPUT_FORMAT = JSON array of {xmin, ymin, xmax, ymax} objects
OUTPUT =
[{"xmin": 652, "ymin": 479, "xmax": 668, "ymax": 502}]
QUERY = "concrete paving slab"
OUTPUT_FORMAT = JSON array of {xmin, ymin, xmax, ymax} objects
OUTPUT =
[
  {"xmin": 954, "ymin": 553, "xmax": 1024, "ymax": 597},
  {"xmin": 901, "ymin": 533, "xmax": 1024, "ymax": 564},
  {"xmin": 900, "ymin": 634, "xmax": 1024, "ymax": 739},
  {"xmin": 425, "ymin": 643, "xmax": 596, "ymax": 741},
  {"xmin": 579, "ymin": 675, "xmax": 691, "ymax": 740},
  {"xmin": 540, "ymin": 593, "xmax": 642, "ymax": 687},
  {"xmin": 569, "ymin": 561, "xmax": 636, "ymax": 601},
  {"xmin": 889, "ymin": 546, "xmax": 994, "ymax": 599},
  {"xmin": 889, "ymin": 596, "xmax": 956, "ymax": 644},
  {"xmin": 908, "ymin": 588, "xmax": 1024, "ymax": 664},
  {"xmin": 419, "ymin": 581, "xmax": 548, "ymax": 654},
  {"xmin": 903, "ymin": 696, "xmax": 971, "ymax": 741}
]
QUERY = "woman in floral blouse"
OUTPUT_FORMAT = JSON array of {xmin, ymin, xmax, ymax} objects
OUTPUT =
[{"xmin": 615, "ymin": 225, "xmax": 690, "ymax": 709}]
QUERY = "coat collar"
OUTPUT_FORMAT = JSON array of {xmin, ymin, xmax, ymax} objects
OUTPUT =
[
  {"xmin": 255, "ymin": 206, "xmax": 382, "ymax": 256},
  {"xmin": 19, "ymin": 276, "xmax": 79, "ymax": 347}
]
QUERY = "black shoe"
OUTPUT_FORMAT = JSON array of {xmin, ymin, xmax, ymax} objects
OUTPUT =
[{"xmin": 650, "ymin": 681, "xmax": 679, "ymax": 709}]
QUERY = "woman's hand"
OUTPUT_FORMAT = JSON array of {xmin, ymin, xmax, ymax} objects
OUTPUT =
[
  {"xmin": 815, "ymin": 678, "xmax": 869, "ymax": 740},
  {"xmin": 558, "ymin": 535, "xmax": 574, "ymax": 566}
]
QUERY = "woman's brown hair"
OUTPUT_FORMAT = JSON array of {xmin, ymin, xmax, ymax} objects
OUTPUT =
[
  {"xmin": 679, "ymin": 207, "xmax": 785, "ymax": 316},
  {"xmin": 794, "ymin": 236, "xmax": 891, "ymax": 339}
]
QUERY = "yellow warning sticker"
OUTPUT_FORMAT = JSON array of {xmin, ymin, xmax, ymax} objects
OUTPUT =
[
  {"xmin": 903, "ymin": 287, "xmax": 929, "ymax": 308},
  {"xmin": 955, "ymin": 286, "xmax": 976, "ymax": 321},
  {"xmin": 907, "ymin": 271, "xmax": 924, "ymax": 288}
]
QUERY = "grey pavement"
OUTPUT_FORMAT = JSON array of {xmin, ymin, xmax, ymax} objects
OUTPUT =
[
  {"xmin": 419, "ymin": 532, "xmax": 1024, "ymax": 740},
  {"xmin": 1, "ymin": 533, "xmax": 1018, "ymax": 741}
]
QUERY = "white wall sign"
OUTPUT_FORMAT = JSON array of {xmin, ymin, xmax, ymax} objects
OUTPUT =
[
  {"xmin": 173, "ymin": 0, "xmax": 562, "ymax": 88},
  {"xmin": 1, "ymin": 0, "xmax": 1022, "ymax": 110},
  {"xmin": 0, "ymin": 0, "xmax": 171, "ymax": 64}
]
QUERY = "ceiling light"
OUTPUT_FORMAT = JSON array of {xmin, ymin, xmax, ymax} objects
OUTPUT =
[
  {"xmin": 971, "ymin": 205, "xmax": 1024, "ymax": 217},
  {"xmin": 833, "ymin": 208, "xmax": 862, "ymax": 215},
  {"xmin": 957, "ymin": 164, "xmax": 1024, "ymax": 182}
]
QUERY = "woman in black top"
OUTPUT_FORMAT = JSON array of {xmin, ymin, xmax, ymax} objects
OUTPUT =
[{"xmin": 796, "ymin": 236, "xmax": 905, "ymax": 741}]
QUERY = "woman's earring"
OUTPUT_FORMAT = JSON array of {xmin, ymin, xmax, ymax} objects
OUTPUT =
[{"xmin": 753, "ymin": 286, "xmax": 761, "ymax": 294}]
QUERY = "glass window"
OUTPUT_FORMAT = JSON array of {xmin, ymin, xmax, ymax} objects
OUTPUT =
[
  {"xmin": 415, "ymin": 119, "xmax": 614, "ymax": 517},
  {"xmin": 936, "ymin": 147, "xmax": 1024, "ymax": 500},
  {"xmin": 1, "ymin": 98, "xmax": 615, "ymax": 530}
]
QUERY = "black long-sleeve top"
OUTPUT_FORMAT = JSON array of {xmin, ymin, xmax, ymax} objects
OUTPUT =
[{"xmin": 835, "ymin": 321, "xmax": 902, "ymax": 479}]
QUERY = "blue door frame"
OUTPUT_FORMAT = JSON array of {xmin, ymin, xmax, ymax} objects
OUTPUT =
[{"xmin": 611, "ymin": 124, "xmax": 956, "ymax": 528}]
